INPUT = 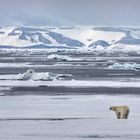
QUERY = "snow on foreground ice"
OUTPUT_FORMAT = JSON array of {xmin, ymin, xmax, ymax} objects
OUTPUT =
[
  {"xmin": 0, "ymin": 95, "xmax": 140, "ymax": 140},
  {"xmin": 0, "ymin": 95, "xmax": 138, "ymax": 119},
  {"xmin": 0, "ymin": 69, "xmax": 72, "ymax": 81},
  {"xmin": 107, "ymin": 63, "xmax": 140, "ymax": 71}
]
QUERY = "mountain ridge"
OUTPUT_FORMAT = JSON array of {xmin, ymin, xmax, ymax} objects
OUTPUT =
[{"xmin": 0, "ymin": 26, "xmax": 140, "ymax": 49}]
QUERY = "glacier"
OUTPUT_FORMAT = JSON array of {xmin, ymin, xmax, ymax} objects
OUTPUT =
[{"xmin": 0, "ymin": 26, "xmax": 140, "ymax": 49}]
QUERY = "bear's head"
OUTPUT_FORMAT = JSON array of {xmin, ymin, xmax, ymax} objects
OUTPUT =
[{"xmin": 109, "ymin": 106, "xmax": 116, "ymax": 111}]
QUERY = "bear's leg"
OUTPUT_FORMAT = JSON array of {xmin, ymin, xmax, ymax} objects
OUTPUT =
[
  {"xmin": 116, "ymin": 112, "xmax": 121, "ymax": 119},
  {"xmin": 124, "ymin": 110, "xmax": 129, "ymax": 119},
  {"xmin": 121, "ymin": 113, "xmax": 126, "ymax": 119}
]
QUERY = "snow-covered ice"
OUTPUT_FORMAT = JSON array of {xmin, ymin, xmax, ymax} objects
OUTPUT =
[
  {"xmin": 47, "ymin": 54, "xmax": 81, "ymax": 61},
  {"xmin": 0, "ymin": 95, "xmax": 140, "ymax": 140},
  {"xmin": 0, "ymin": 62, "xmax": 31, "ymax": 68},
  {"xmin": 0, "ymin": 79, "xmax": 140, "ymax": 88},
  {"xmin": 107, "ymin": 63, "xmax": 140, "ymax": 71},
  {"xmin": 0, "ymin": 69, "xmax": 72, "ymax": 81}
]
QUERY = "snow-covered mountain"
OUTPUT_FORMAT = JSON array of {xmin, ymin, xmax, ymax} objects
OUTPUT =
[{"xmin": 0, "ymin": 26, "xmax": 140, "ymax": 49}]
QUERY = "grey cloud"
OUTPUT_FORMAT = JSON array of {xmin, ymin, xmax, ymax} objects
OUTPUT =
[{"xmin": 0, "ymin": 0, "xmax": 139, "ymax": 26}]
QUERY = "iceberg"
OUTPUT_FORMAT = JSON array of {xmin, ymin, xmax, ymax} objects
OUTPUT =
[{"xmin": 107, "ymin": 63, "xmax": 140, "ymax": 70}]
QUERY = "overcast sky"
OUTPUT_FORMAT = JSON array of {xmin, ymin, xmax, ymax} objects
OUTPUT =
[{"xmin": 0, "ymin": 0, "xmax": 139, "ymax": 27}]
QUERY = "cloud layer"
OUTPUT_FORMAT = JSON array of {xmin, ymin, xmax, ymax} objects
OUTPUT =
[{"xmin": 0, "ymin": 0, "xmax": 139, "ymax": 26}]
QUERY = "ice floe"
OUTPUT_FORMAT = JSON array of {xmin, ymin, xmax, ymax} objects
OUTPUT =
[
  {"xmin": 0, "ymin": 62, "xmax": 31, "ymax": 68},
  {"xmin": 107, "ymin": 63, "xmax": 140, "ymax": 71},
  {"xmin": 0, "ymin": 80, "xmax": 140, "ymax": 88},
  {"xmin": 47, "ymin": 54, "xmax": 81, "ymax": 61},
  {"xmin": 0, "ymin": 93, "xmax": 5, "ymax": 96},
  {"xmin": 0, "ymin": 69, "xmax": 72, "ymax": 81},
  {"xmin": 0, "ymin": 87, "xmax": 11, "ymax": 90}
]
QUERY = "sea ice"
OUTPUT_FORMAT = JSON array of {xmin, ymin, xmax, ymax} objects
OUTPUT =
[
  {"xmin": 0, "ymin": 69, "xmax": 72, "ymax": 81},
  {"xmin": 107, "ymin": 63, "xmax": 140, "ymax": 71}
]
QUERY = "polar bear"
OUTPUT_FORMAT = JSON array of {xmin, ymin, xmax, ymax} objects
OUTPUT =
[{"xmin": 110, "ymin": 106, "xmax": 129, "ymax": 119}]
